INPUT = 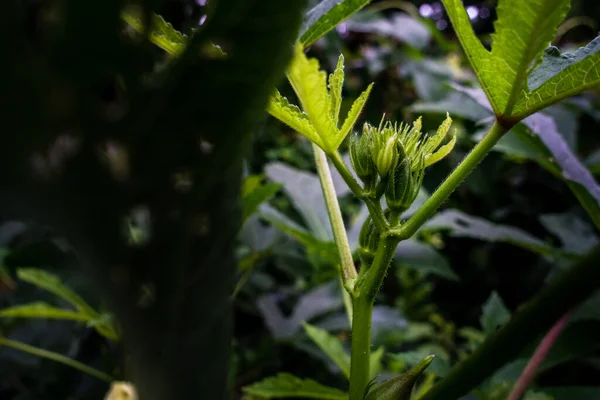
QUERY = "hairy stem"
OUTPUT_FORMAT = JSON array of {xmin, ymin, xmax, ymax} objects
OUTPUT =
[
  {"xmin": 349, "ymin": 236, "xmax": 399, "ymax": 400},
  {"xmin": 421, "ymin": 245, "xmax": 600, "ymax": 400},
  {"xmin": 391, "ymin": 121, "xmax": 507, "ymax": 240},
  {"xmin": 506, "ymin": 311, "xmax": 573, "ymax": 400},
  {"xmin": 0, "ymin": 336, "xmax": 114, "ymax": 382},
  {"xmin": 313, "ymin": 145, "xmax": 357, "ymax": 289}
]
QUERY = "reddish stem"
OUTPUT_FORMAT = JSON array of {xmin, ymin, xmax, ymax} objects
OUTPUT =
[{"xmin": 506, "ymin": 311, "xmax": 573, "ymax": 400}]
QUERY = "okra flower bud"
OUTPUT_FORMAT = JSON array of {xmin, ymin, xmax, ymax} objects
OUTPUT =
[
  {"xmin": 349, "ymin": 131, "xmax": 375, "ymax": 184},
  {"xmin": 358, "ymin": 215, "xmax": 379, "ymax": 266},
  {"xmin": 374, "ymin": 135, "xmax": 398, "ymax": 177},
  {"xmin": 385, "ymin": 143, "xmax": 423, "ymax": 213}
]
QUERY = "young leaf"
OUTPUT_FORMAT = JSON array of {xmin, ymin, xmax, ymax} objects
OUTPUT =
[
  {"xmin": 303, "ymin": 322, "xmax": 351, "ymax": 379},
  {"xmin": 339, "ymin": 83, "xmax": 373, "ymax": 140},
  {"xmin": 243, "ymin": 373, "xmax": 348, "ymax": 399},
  {"xmin": 17, "ymin": 268, "xmax": 98, "ymax": 317},
  {"xmin": 267, "ymin": 90, "xmax": 323, "ymax": 148},
  {"xmin": 442, "ymin": 0, "xmax": 570, "ymax": 116},
  {"xmin": 329, "ymin": 54, "xmax": 345, "ymax": 124},
  {"xmin": 0, "ymin": 302, "xmax": 88, "ymax": 321},
  {"xmin": 300, "ymin": 0, "xmax": 371, "ymax": 47},
  {"xmin": 121, "ymin": 6, "xmax": 187, "ymax": 55},
  {"xmin": 514, "ymin": 36, "xmax": 600, "ymax": 118},
  {"xmin": 365, "ymin": 355, "xmax": 434, "ymax": 400},
  {"xmin": 480, "ymin": 292, "xmax": 511, "ymax": 335}
]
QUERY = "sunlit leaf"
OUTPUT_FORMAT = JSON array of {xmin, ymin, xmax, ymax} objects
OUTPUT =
[
  {"xmin": 442, "ymin": 0, "xmax": 570, "ymax": 116},
  {"xmin": 300, "ymin": 0, "xmax": 371, "ymax": 47},
  {"xmin": 303, "ymin": 322, "xmax": 351, "ymax": 379},
  {"xmin": 338, "ymin": 83, "xmax": 373, "ymax": 140},
  {"xmin": 267, "ymin": 91, "xmax": 323, "ymax": 148},
  {"xmin": 243, "ymin": 373, "xmax": 348, "ymax": 399},
  {"xmin": 329, "ymin": 54, "xmax": 345, "ymax": 124},
  {"xmin": 514, "ymin": 36, "xmax": 600, "ymax": 118}
]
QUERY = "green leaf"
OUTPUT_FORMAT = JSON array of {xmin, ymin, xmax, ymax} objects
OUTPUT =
[
  {"xmin": 539, "ymin": 386, "xmax": 600, "ymax": 400},
  {"xmin": 0, "ymin": 302, "xmax": 88, "ymax": 321},
  {"xmin": 329, "ymin": 54, "xmax": 345, "ymax": 124},
  {"xmin": 17, "ymin": 268, "xmax": 98, "ymax": 317},
  {"xmin": 267, "ymin": 90, "xmax": 323, "ymax": 148},
  {"xmin": 442, "ymin": 0, "xmax": 570, "ymax": 116},
  {"xmin": 365, "ymin": 355, "xmax": 434, "ymax": 400},
  {"xmin": 395, "ymin": 240, "xmax": 459, "ymax": 282},
  {"xmin": 242, "ymin": 180, "xmax": 281, "ymax": 224},
  {"xmin": 300, "ymin": 0, "xmax": 370, "ymax": 47},
  {"xmin": 303, "ymin": 322, "xmax": 351, "ymax": 379},
  {"xmin": 339, "ymin": 83, "xmax": 373, "ymax": 140},
  {"xmin": 243, "ymin": 373, "xmax": 348, "ymax": 399},
  {"xmin": 480, "ymin": 291, "xmax": 511, "ymax": 335},
  {"xmin": 369, "ymin": 346, "xmax": 385, "ymax": 380},
  {"xmin": 121, "ymin": 6, "xmax": 187, "ymax": 55},
  {"xmin": 258, "ymin": 204, "xmax": 325, "ymax": 249},
  {"xmin": 514, "ymin": 36, "xmax": 600, "ymax": 118}
]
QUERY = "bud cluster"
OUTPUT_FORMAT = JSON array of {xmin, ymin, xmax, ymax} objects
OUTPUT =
[{"xmin": 353, "ymin": 114, "xmax": 455, "ymax": 261}]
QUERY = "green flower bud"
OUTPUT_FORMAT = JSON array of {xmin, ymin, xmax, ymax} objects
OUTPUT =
[
  {"xmin": 358, "ymin": 215, "xmax": 379, "ymax": 266},
  {"xmin": 374, "ymin": 135, "xmax": 398, "ymax": 177},
  {"xmin": 349, "ymin": 133, "xmax": 375, "ymax": 183},
  {"xmin": 365, "ymin": 355, "xmax": 434, "ymax": 400},
  {"xmin": 385, "ymin": 153, "xmax": 424, "ymax": 213}
]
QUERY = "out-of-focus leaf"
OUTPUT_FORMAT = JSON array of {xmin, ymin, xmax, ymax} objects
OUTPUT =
[
  {"xmin": 300, "ymin": 0, "xmax": 371, "ymax": 47},
  {"xmin": 369, "ymin": 346, "xmax": 385, "ymax": 380},
  {"xmin": 422, "ymin": 209, "xmax": 559, "ymax": 257},
  {"xmin": 242, "ymin": 180, "xmax": 281, "ymax": 224},
  {"xmin": 242, "ymin": 373, "xmax": 348, "ymax": 399},
  {"xmin": 513, "ymin": 36, "xmax": 600, "ymax": 118},
  {"xmin": 442, "ymin": 0, "xmax": 570, "ymax": 116},
  {"xmin": 539, "ymin": 213, "xmax": 599, "ymax": 255},
  {"xmin": 16, "ymin": 268, "xmax": 98, "ymax": 317},
  {"xmin": 345, "ymin": 13, "xmax": 431, "ymax": 49},
  {"xmin": 410, "ymin": 93, "xmax": 492, "ymax": 122},
  {"xmin": 395, "ymin": 240, "xmax": 458, "ymax": 281},
  {"xmin": 572, "ymin": 290, "xmax": 600, "ymax": 322},
  {"xmin": 303, "ymin": 322, "xmax": 351, "ymax": 379},
  {"xmin": 539, "ymin": 386, "xmax": 600, "ymax": 400},
  {"xmin": 388, "ymin": 351, "xmax": 450, "ymax": 377},
  {"xmin": 257, "ymin": 281, "xmax": 343, "ymax": 339},
  {"xmin": 258, "ymin": 204, "xmax": 324, "ymax": 248},
  {"xmin": 265, "ymin": 162, "xmax": 332, "ymax": 241},
  {"xmin": 0, "ymin": 302, "xmax": 87, "ymax": 321},
  {"xmin": 480, "ymin": 292, "xmax": 511, "ymax": 335}
]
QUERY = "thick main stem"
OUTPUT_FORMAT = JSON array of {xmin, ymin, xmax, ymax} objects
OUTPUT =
[
  {"xmin": 313, "ymin": 145, "xmax": 357, "ymax": 288},
  {"xmin": 349, "ymin": 236, "xmax": 399, "ymax": 400},
  {"xmin": 392, "ymin": 121, "xmax": 507, "ymax": 240}
]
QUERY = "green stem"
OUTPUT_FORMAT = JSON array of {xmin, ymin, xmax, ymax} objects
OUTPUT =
[
  {"xmin": 313, "ymin": 145, "xmax": 357, "ymax": 289},
  {"xmin": 349, "ymin": 236, "xmax": 399, "ymax": 400},
  {"xmin": 420, "ymin": 245, "xmax": 600, "ymax": 400},
  {"xmin": 329, "ymin": 151, "xmax": 389, "ymax": 232},
  {"xmin": 0, "ymin": 336, "xmax": 114, "ymax": 382},
  {"xmin": 391, "ymin": 121, "xmax": 507, "ymax": 240},
  {"xmin": 349, "ymin": 295, "xmax": 374, "ymax": 400}
]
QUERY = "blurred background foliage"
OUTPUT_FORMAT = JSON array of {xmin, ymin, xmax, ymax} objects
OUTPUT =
[{"xmin": 1, "ymin": 0, "xmax": 600, "ymax": 399}]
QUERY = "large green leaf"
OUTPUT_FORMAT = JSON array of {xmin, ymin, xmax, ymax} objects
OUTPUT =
[
  {"xmin": 442, "ymin": 0, "xmax": 570, "ymax": 116},
  {"xmin": 241, "ymin": 177, "xmax": 281, "ymax": 225},
  {"xmin": 300, "ymin": 0, "xmax": 370, "ymax": 47},
  {"xmin": 514, "ymin": 36, "xmax": 600, "ymax": 118},
  {"xmin": 17, "ymin": 268, "xmax": 98, "ymax": 317},
  {"xmin": 243, "ymin": 373, "xmax": 348, "ymax": 399},
  {"xmin": 303, "ymin": 322, "xmax": 351, "ymax": 379}
]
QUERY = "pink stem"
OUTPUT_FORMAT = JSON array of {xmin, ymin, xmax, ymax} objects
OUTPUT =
[{"xmin": 506, "ymin": 311, "xmax": 573, "ymax": 400}]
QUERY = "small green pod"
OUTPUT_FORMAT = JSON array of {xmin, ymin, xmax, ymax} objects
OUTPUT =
[
  {"xmin": 358, "ymin": 215, "xmax": 380, "ymax": 266},
  {"xmin": 374, "ymin": 136, "xmax": 398, "ymax": 177},
  {"xmin": 349, "ymin": 132, "xmax": 376, "ymax": 184}
]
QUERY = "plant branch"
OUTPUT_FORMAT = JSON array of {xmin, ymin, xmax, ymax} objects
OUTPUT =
[
  {"xmin": 506, "ymin": 311, "xmax": 572, "ymax": 400},
  {"xmin": 313, "ymin": 144, "xmax": 358, "ymax": 289},
  {"xmin": 328, "ymin": 151, "xmax": 389, "ymax": 232},
  {"xmin": 420, "ymin": 245, "xmax": 600, "ymax": 400},
  {"xmin": 391, "ymin": 121, "xmax": 507, "ymax": 240},
  {"xmin": 0, "ymin": 336, "xmax": 114, "ymax": 382}
]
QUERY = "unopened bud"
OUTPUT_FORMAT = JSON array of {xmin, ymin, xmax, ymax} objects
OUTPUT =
[
  {"xmin": 349, "ymin": 133, "xmax": 375, "ymax": 183},
  {"xmin": 374, "ymin": 136, "xmax": 398, "ymax": 177},
  {"xmin": 385, "ymin": 144, "xmax": 422, "ymax": 213},
  {"xmin": 358, "ymin": 216, "xmax": 379, "ymax": 266}
]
